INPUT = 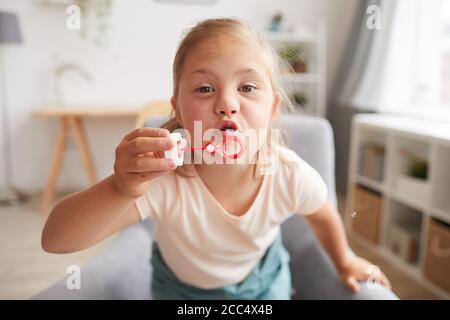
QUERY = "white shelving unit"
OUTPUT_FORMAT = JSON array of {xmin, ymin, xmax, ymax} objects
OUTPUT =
[
  {"xmin": 346, "ymin": 114, "xmax": 450, "ymax": 299},
  {"xmin": 264, "ymin": 24, "xmax": 326, "ymax": 117}
]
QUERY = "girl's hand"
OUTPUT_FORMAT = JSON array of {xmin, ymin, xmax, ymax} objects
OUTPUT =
[
  {"xmin": 337, "ymin": 256, "xmax": 392, "ymax": 293},
  {"xmin": 113, "ymin": 127, "xmax": 176, "ymax": 198}
]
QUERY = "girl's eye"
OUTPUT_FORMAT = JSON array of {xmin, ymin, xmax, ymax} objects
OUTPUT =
[
  {"xmin": 239, "ymin": 85, "xmax": 257, "ymax": 93},
  {"xmin": 196, "ymin": 86, "xmax": 215, "ymax": 93}
]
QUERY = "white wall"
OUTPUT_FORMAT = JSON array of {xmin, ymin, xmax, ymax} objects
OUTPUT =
[{"xmin": 0, "ymin": 0, "xmax": 354, "ymax": 193}]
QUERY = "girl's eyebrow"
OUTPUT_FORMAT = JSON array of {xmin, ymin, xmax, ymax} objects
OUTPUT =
[
  {"xmin": 234, "ymin": 68, "xmax": 258, "ymax": 75},
  {"xmin": 189, "ymin": 68, "xmax": 214, "ymax": 77},
  {"xmin": 189, "ymin": 67, "xmax": 264, "ymax": 79}
]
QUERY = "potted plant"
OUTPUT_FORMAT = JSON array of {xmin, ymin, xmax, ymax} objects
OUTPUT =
[
  {"xmin": 278, "ymin": 45, "xmax": 307, "ymax": 73},
  {"xmin": 407, "ymin": 158, "xmax": 428, "ymax": 180},
  {"xmin": 397, "ymin": 149, "xmax": 429, "ymax": 199},
  {"xmin": 289, "ymin": 91, "xmax": 308, "ymax": 112},
  {"xmin": 269, "ymin": 12, "xmax": 283, "ymax": 32},
  {"xmin": 76, "ymin": 0, "xmax": 113, "ymax": 46}
]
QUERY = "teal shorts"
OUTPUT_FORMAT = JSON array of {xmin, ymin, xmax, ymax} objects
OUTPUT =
[{"xmin": 150, "ymin": 231, "xmax": 292, "ymax": 300}]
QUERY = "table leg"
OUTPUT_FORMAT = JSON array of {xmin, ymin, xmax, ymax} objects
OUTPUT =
[
  {"xmin": 42, "ymin": 117, "xmax": 69, "ymax": 212},
  {"xmin": 71, "ymin": 117, "xmax": 98, "ymax": 185}
]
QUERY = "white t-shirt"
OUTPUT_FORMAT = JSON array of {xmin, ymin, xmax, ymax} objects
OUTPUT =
[{"xmin": 135, "ymin": 147, "xmax": 328, "ymax": 289}]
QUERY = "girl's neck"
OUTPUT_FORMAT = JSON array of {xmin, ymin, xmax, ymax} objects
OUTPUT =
[{"xmin": 194, "ymin": 163, "xmax": 256, "ymax": 187}]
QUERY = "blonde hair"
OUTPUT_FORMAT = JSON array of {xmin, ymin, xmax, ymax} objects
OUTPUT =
[{"xmin": 162, "ymin": 17, "xmax": 293, "ymax": 176}]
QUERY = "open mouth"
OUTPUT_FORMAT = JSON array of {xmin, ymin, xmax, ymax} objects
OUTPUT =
[{"xmin": 219, "ymin": 120, "xmax": 238, "ymax": 132}]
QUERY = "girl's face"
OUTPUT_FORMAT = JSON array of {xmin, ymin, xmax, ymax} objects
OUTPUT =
[{"xmin": 172, "ymin": 35, "xmax": 280, "ymax": 144}]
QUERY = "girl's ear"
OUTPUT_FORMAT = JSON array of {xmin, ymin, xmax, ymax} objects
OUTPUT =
[
  {"xmin": 271, "ymin": 92, "xmax": 281, "ymax": 118},
  {"xmin": 171, "ymin": 96, "xmax": 184, "ymax": 127},
  {"xmin": 170, "ymin": 96, "xmax": 176, "ymax": 110}
]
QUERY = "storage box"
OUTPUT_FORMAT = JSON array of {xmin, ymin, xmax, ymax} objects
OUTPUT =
[
  {"xmin": 352, "ymin": 185, "xmax": 382, "ymax": 244},
  {"xmin": 424, "ymin": 218, "xmax": 450, "ymax": 292},
  {"xmin": 386, "ymin": 223, "xmax": 419, "ymax": 263}
]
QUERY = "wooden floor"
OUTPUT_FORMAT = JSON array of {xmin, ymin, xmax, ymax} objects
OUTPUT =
[
  {"xmin": 0, "ymin": 192, "xmax": 442, "ymax": 300},
  {"xmin": 0, "ymin": 193, "xmax": 112, "ymax": 299}
]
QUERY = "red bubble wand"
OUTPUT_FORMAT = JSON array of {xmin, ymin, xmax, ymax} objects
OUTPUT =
[{"xmin": 165, "ymin": 131, "xmax": 245, "ymax": 166}]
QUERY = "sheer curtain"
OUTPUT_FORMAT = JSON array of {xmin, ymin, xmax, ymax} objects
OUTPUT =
[
  {"xmin": 329, "ymin": 0, "xmax": 444, "ymax": 193},
  {"xmin": 337, "ymin": 0, "xmax": 442, "ymax": 112}
]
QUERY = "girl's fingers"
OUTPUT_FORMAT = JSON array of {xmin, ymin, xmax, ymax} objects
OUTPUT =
[
  {"xmin": 345, "ymin": 276, "xmax": 360, "ymax": 293},
  {"xmin": 380, "ymin": 272, "xmax": 392, "ymax": 290},
  {"xmin": 120, "ymin": 136, "xmax": 174, "ymax": 156},
  {"xmin": 124, "ymin": 157, "xmax": 176, "ymax": 172},
  {"xmin": 361, "ymin": 268, "xmax": 391, "ymax": 290},
  {"xmin": 154, "ymin": 150, "xmax": 165, "ymax": 159},
  {"xmin": 139, "ymin": 152, "xmax": 155, "ymax": 158},
  {"xmin": 127, "ymin": 170, "xmax": 168, "ymax": 182},
  {"xmin": 123, "ymin": 127, "xmax": 169, "ymax": 142}
]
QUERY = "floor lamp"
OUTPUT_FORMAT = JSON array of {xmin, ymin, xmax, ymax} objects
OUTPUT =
[{"xmin": 0, "ymin": 11, "xmax": 26, "ymax": 206}]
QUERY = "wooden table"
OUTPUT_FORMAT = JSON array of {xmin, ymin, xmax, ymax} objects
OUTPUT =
[{"xmin": 33, "ymin": 105, "xmax": 168, "ymax": 212}]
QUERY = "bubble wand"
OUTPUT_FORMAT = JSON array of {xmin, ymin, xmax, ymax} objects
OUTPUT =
[{"xmin": 165, "ymin": 132, "xmax": 245, "ymax": 166}]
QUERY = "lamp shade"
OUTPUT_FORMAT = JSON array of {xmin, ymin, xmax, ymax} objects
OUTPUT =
[{"xmin": 0, "ymin": 11, "xmax": 22, "ymax": 44}]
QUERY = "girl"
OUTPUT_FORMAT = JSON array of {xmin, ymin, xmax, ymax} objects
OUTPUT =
[{"xmin": 42, "ymin": 18, "xmax": 391, "ymax": 299}]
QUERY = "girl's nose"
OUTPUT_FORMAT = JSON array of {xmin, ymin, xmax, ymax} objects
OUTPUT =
[
  {"xmin": 216, "ymin": 106, "xmax": 238, "ymax": 116},
  {"xmin": 214, "ymin": 91, "xmax": 240, "ymax": 116}
]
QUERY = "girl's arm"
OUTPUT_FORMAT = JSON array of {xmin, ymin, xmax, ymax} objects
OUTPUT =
[
  {"xmin": 42, "ymin": 127, "xmax": 176, "ymax": 254},
  {"xmin": 304, "ymin": 201, "xmax": 391, "ymax": 292},
  {"xmin": 41, "ymin": 174, "xmax": 141, "ymax": 254}
]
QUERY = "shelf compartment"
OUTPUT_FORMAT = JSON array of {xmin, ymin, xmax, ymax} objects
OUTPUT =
[
  {"xmin": 356, "ymin": 127, "xmax": 387, "ymax": 185},
  {"xmin": 390, "ymin": 135, "xmax": 431, "ymax": 205},
  {"xmin": 385, "ymin": 199, "xmax": 423, "ymax": 265},
  {"xmin": 356, "ymin": 174, "xmax": 385, "ymax": 193},
  {"xmin": 430, "ymin": 145, "xmax": 450, "ymax": 220}
]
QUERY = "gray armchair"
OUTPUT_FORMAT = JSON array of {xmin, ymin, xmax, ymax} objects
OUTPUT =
[{"xmin": 34, "ymin": 115, "xmax": 397, "ymax": 300}]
